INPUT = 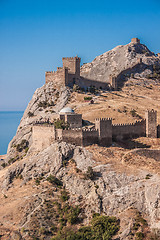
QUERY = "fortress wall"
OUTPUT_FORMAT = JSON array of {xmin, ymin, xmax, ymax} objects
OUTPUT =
[
  {"xmin": 75, "ymin": 77, "xmax": 109, "ymax": 90},
  {"xmin": 62, "ymin": 129, "xmax": 82, "ymax": 146},
  {"xmin": 63, "ymin": 58, "xmax": 76, "ymax": 74},
  {"xmin": 67, "ymin": 73, "xmax": 76, "ymax": 87},
  {"xmin": 62, "ymin": 57, "xmax": 81, "ymax": 78},
  {"xmin": 32, "ymin": 125, "xmax": 56, "ymax": 151},
  {"xmin": 112, "ymin": 120, "xmax": 146, "ymax": 141},
  {"xmin": 95, "ymin": 118, "xmax": 112, "ymax": 146},
  {"xmin": 82, "ymin": 129, "xmax": 99, "ymax": 146},
  {"xmin": 45, "ymin": 68, "xmax": 67, "ymax": 85},
  {"xmin": 65, "ymin": 114, "xmax": 82, "ymax": 128},
  {"xmin": 145, "ymin": 110, "xmax": 157, "ymax": 138}
]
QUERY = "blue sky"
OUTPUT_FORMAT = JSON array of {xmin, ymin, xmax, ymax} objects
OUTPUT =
[{"xmin": 0, "ymin": 0, "xmax": 160, "ymax": 111}]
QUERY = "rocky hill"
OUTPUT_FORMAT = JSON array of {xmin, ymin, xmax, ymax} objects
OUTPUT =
[
  {"xmin": 81, "ymin": 40, "xmax": 160, "ymax": 83},
  {"xmin": 0, "ymin": 40, "xmax": 160, "ymax": 239}
]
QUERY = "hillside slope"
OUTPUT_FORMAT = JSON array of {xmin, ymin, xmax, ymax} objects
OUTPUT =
[
  {"xmin": 81, "ymin": 40, "xmax": 160, "ymax": 83},
  {"xmin": 0, "ymin": 40, "xmax": 160, "ymax": 239}
]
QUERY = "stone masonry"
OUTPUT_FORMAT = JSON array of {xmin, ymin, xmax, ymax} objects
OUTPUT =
[
  {"xmin": 45, "ymin": 38, "xmax": 146, "ymax": 90},
  {"xmin": 145, "ymin": 109, "xmax": 157, "ymax": 138},
  {"xmin": 32, "ymin": 109, "xmax": 159, "ymax": 150}
]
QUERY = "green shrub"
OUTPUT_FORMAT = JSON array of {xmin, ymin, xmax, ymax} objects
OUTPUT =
[
  {"xmin": 67, "ymin": 206, "xmax": 81, "ymax": 224},
  {"xmin": 28, "ymin": 111, "xmax": 34, "ymax": 117},
  {"xmin": 1, "ymin": 162, "xmax": 7, "ymax": 168},
  {"xmin": 60, "ymin": 190, "xmax": 70, "ymax": 202},
  {"xmin": 136, "ymin": 232, "xmax": 144, "ymax": 240},
  {"xmin": 145, "ymin": 174, "xmax": 152, "ymax": 179},
  {"xmin": 46, "ymin": 175, "xmax": 63, "ymax": 187},
  {"xmin": 130, "ymin": 109, "xmax": 137, "ymax": 117},
  {"xmin": 25, "ymin": 147, "xmax": 29, "ymax": 153},
  {"xmin": 85, "ymin": 166, "xmax": 95, "ymax": 180},
  {"xmin": 84, "ymin": 97, "xmax": 92, "ymax": 101},
  {"xmin": 8, "ymin": 157, "xmax": 16, "ymax": 164},
  {"xmin": 38, "ymin": 100, "xmax": 55, "ymax": 109},
  {"xmin": 133, "ymin": 222, "xmax": 140, "ymax": 230},
  {"xmin": 16, "ymin": 139, "xmax": 29, "ymax": 152},
  {"xmin": 54, "ymin": 119, "xmax": 70, "ymax": 130},
  {"xmin": 35, "ymin": 178, "xmax": 41, "ymax": 185},
  {"xmin": 52, "ymin": 215, "xmax": 119, "ymax": 240}
]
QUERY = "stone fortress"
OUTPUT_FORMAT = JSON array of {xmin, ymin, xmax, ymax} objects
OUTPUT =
[
  {"xmin": 32, "ymin": 38, "xmax": 160, "ymax": 150},
  {"xmin": 45, "ymin": 38, "xmax": 158, "ymax": 90},
  {"xmin": 32, "ymin": 108, "xmax": 160, "ymax": 150}
]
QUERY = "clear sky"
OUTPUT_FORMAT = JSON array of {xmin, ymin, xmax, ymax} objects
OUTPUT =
[{"xmin": 0, "ymin": 0, "xmax": 160, "ymax": 111}]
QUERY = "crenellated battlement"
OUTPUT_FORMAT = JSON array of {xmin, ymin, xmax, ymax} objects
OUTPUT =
[
  {"xmin": 95, "ymin": 118, "xmax": 112, "ymax": 121},
  {"xmin": 45, "ymin": 71, "xmax": 55, "ymax": 74},
  {"xmin": 112, "ymin": 119, "xmax": 145, "ymax": 127},
  {"xmin": 131, "ymin": 38, "xmax": 140, "ymax": 44},
  {"xmin": 62, "ymin": 56, "xmax": 81, "ymax": 60},
  {"xmin": 145, "ymin": 109, "xmax": 157, "ymax": 138},
  {"xmin": 32, "ymin": 108, "xmax": 158, "ymax": 148},
  {"xmin": 64, "ymin": 128, "xmax": 82, "ymax": 131},
  {"xmin": 82, "ymin": 128, "xmax": 98, "ymax": 132},
  {"xmin": 146, "ymin": 109, "xmax": 157, "ymax": 114}
]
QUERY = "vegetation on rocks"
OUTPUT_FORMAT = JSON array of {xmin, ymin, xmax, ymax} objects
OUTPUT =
[
  {"xmin": 84, "ymin": 166, "xmax": 95, "ymax": 180},
  {"xmin": 38, "ymin": 100, "xmax": 55, "ymax": 109},
  {"xmin": 28, "ymin": 111, "xmax": 34, "ymax": 117},
  {"xmin": 54, "ymin": 119, "xmax": 70, "ymax": 130},
  {"xmin": 16, "ymin": 139, "xmax": 29, "ymax": 152},
  {"xmin": 52, "ymin": 215, "xmax": 120, "ymax": 240},
  {"xmin": 47, "ymin": 175, "xmax": 63, "ymax": 187}
]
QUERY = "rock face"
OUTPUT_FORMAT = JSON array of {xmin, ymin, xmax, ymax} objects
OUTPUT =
[
  {"xmin": 1, "ymin": 40, "xmax": 160, "ymax": 239},
  {"xmin": 1, "ymin": 142, "xmax": 160, "ymax": 239},
  {"xmin": 7, "ymin": 40, "xmax": 160, "ymax": 158},
  {"xmin": 81, "ymin": 41, "xmax": 160, "ymax": 82},
  {"xmin": 7, "ymin": 83, "xmax": 71, "ymax": 157}
]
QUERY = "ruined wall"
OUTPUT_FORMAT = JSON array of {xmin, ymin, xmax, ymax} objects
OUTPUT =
[
  {"xmin": 62, "ymin": 129, "xmax": 82, "ymax": 146},
  {"xmin": 45, "ymin": 67, "xmax": 68, "ymax": 85},
  {"xmin": 131, "ymin": 38, "xmax": 140, "ymax": 44},
  {"xmin": 112, "ymin": 120, "xmax": 146, "ymax": 141},
  {"xmin": 82, "ymin": 129, "xmax": 99, "ymax": 146},
  {"xmin": 109, "ymin": 75, "xmax": 117, "ymax": 90},
  {"xmin": 145, "ymin": 110, "xmax": 157, "ymax": 138},
  {"xmin": 32, "ymin": 125, "xmax": 55, "ymax": 151},
  {"xmin": 115, "ymin": 61, "xmax": 146, "ymax": 89},
  {"xmin": 76, "ymin": 77, "xmax": 109, "ymax": 90}
]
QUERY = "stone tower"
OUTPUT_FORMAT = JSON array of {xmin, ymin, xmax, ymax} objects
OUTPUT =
[
  {"xmin": 131, "ymin": 38, "xmax": 140, "ymax": 44},
  {"xmin": 62, "ymin": 56, "xmax": 81, "ymax": 79},
  {"xmin": 95, "ymin": 118, "xmax": 112, "ymax": 146},
  {"xmin": 145, "ymin": 109, "xmax": 157, "ymax": 138}
]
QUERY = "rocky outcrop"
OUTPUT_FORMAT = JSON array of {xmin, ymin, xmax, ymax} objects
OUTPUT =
[
  {"xmin": 1, "ymin": 142, "xmax": 160, "ymax": 236},
  {"xmin": 81, "ymin": 41, "xmax": 160, "ymax": 82},
  {"xmin": 6, "ymin": 83, "xmax": 71, "ymax": 158},
  {"xmin": 1, "ymin": 39, "xmax": 160, "ymax": 239}
]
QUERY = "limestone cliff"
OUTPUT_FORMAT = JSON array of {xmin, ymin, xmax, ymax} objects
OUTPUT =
[
  {"xmin": 1, "ymin": 40, "xmax": 160, "ymax": 239},
  {"xmin": 6, "ymin": 83, "xmax": 71, "ymax": 158},
  {"xmin": 81, "ymin": 41, "xmax": 160, "ymax": 82}
]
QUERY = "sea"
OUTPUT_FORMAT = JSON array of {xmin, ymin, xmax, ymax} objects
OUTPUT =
[{"xmin": 0, "ymin": 111, "xmax": 24, "ymax": 155}]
